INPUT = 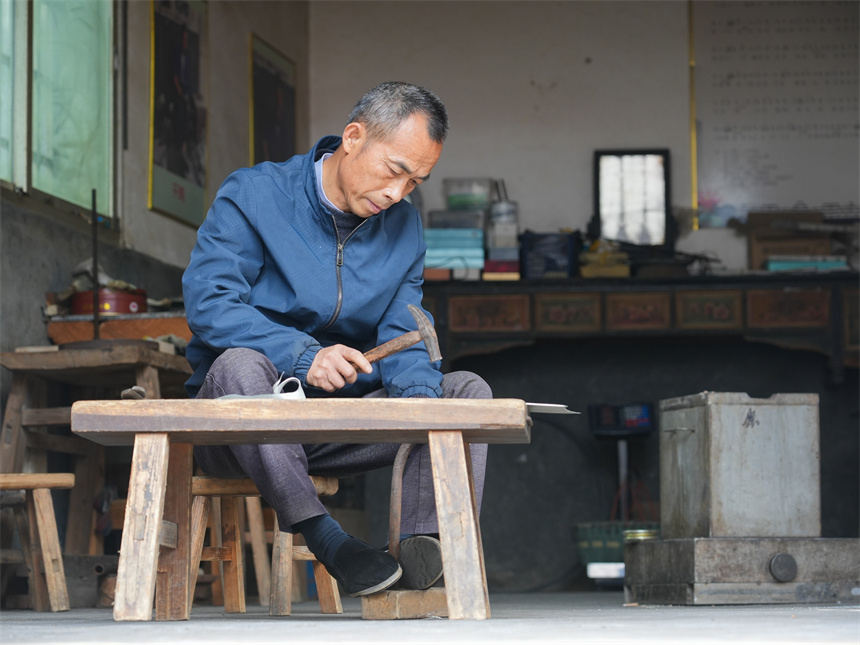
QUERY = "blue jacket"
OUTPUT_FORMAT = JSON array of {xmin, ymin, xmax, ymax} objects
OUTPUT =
[{"xmin": 182, "ymin": 136, "xmax": 442, "ymax": 399}]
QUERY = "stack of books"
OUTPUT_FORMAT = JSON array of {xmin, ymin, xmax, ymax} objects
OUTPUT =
[
  {"xmin": 483, "ymin": 220, "xmax": 520, "ymax": 281},
  {"xmin": 579, "ymin": 250, "xmax": 630, "ymax": 278},
  {"xmin": 482, "ymin": 259, "xmax": 520, "ymax": 281},
  {"xmin": 423, "ymin": 228, "xmax": 485, "ymax": 280},
  {"xmin": 766, "ymin": 255, "xmax": 848, "ymax": 272}
]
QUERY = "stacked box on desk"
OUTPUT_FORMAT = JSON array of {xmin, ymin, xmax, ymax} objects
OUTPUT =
[
  {"xmin": 423, "ymin": 228, "xmax": 485, "ymax": 270},
  {"xmin": 766, "ymin": 255, "xmax": 848, "ymax": 272},
  {"xmin": 484, "ymin": 221, "xmax": 520, "ymax": 279}
]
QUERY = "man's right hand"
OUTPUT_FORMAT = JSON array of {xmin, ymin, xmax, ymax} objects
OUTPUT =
[{"xmin": 306, "ymin": 345, "xmax": 373, "ymax": 392}]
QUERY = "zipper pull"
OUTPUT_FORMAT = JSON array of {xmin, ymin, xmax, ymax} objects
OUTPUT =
[{"xmin": 336, "ymin": 243, "xmax": 344, "ymax": 267}]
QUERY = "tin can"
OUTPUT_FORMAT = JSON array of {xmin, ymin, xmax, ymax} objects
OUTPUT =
[{"xmin": 70, "ymin": 288, "xmax": 148, "ymax": 316}]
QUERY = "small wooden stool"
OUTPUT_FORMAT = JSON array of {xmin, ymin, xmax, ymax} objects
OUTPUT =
[
  {"xmin": 0, "ymin": 473, "xmax": 75, "ymax": 611},
  {"xmin": 189, "ymin": 475, "xmax": 342, "ymax": 616}
]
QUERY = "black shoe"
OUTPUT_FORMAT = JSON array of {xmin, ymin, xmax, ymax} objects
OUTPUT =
[
  {"xmin": 325, "ymin": 537, "xmax": 402, "ymax": 597},
  {"xmin": 397, "ymin": 535, "xmax": 444, "ymax": 590}
]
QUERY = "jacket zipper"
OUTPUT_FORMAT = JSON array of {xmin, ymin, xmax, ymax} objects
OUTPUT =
[{"xmin": 321, "ymin": 216, "xmax": 368, "ymax": 330}]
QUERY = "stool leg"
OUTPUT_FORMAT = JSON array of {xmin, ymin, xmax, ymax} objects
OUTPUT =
[
  {"xmin": 311, "ymin": 561, "xmax": 342, "ymax": 614},
  {"xmin": 188, "ymin": 495, "xmax": 211, "ymax": 609},
  {"xmin": 30, "ymin": 489, "xmax": 70, "ymax": 612},
  {"xmin": 207, "ymin": 498, "xmax": 224, "ymax": 606},
  {"xmin": 219, "ymin": 496, "xmax": 246, "ymax": 613},
  {"xmin": 13, "ymin": 498, "xmax": 49, "ymax": 611},
  {"xmin": 244, "ymin": 496, "xmax": 271, "ymax": 607},
  {"xmin": 268, "ymin": 517, "xmax": 293, "ymax": 616}
]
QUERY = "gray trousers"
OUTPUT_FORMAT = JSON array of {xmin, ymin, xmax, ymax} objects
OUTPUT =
[{"xmin": 193, "ymin": 348, "xmax": 491, "ymax": 535}]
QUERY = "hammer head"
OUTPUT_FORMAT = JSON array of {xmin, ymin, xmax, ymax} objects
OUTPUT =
[{"xmin": 407, "ymin": 304, "xmax": 442, "ymax": 362}]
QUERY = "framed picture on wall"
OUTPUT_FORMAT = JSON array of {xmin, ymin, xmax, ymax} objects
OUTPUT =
[
  {"xmin": 250, "ymin": 35, "xmax": 297, "ymax": 166},
  {"xmin": 148, "ymin": 0, "xmax": 208, "ymax": 228}
]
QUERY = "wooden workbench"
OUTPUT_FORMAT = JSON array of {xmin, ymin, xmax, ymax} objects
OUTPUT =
[{"xmin": 71, "ymin": 397, "xmax": 531, "ymax": 621}]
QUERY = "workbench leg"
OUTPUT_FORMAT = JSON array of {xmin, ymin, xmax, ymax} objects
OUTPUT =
[
  {"xmin": 156, "ymin": 443, "xmax": 193, "ymax": 620},
  {"xmin": 67, "ymin": 445, "xmax": 103, "ymax": 555},
  {"xmin": 428, "ymin": 431, "xmax": 490, "ymax": 620},
  {"xmin": 113, "ymin": 433, "xmax": 169, "ymax": 621}
]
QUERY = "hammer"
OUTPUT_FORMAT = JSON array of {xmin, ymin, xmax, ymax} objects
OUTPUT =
[{"xmin": 360, "ymin": 304, "xmax": 441, "ymax": 364}]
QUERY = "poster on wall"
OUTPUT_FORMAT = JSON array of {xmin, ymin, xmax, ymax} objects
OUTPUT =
[
  {"xmin": 149, "ymin": 0, "xmax": 208, "ymax": 227},
  {"xmin": 250, "ymin": 35, "xmax": 296, "ymax": 166},
  {"xmin": 693, "ymin": 1, "xmax": 859, "ymax": 228}
]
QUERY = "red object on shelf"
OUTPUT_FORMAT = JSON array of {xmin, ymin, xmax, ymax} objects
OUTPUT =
[{"xmin": 70, "ymin": 289, "xmax": 148, "ymax": 316}]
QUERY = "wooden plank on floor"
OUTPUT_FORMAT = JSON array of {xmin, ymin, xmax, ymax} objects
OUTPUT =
[{"xmin": 361, "ymin": 588, "xmax": 447, "ymax": 620}]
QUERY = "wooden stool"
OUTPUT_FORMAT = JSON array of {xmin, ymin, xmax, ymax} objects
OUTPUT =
[
  {"xmin": 189, "ymin": 475, "xmax": 342, "ymax": 616},
  {"xmin": 0, "ymin": 473, "xmax": 75, "ymax": 611}
]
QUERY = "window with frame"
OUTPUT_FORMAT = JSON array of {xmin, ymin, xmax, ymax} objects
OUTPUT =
[
  {"xmin": 2, "ymin": 0, "xmax": 113, "ymax": 218},
  {"xmin": 0, "ymin": 0, "xmax": 17, "ymax": 184}
]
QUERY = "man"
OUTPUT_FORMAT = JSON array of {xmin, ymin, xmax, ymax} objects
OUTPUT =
[{"xmin": 182, "ymin": 82, "xmax": 492, "ymax": 596}]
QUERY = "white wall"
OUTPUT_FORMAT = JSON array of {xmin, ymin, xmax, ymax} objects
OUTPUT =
[
  {"xmin": 309, "ymin": 0, "xmax": 747, "ymax": 269},
  {"xmin": 120, "ymin": 0, "xmax": 310, "ymax": 268},
  {"xmin": 116, "ymin": 0, "xmax": 753, "ymax": 270}
]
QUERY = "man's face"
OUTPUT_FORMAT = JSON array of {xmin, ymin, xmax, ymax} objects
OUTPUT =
[{"xmin": 333, "ymin": 114, "xmax": 443, "ymax": 218}]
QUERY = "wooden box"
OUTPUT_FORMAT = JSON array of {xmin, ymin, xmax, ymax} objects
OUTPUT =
[{"xmin": 659, "ymin": 392, "xmax": 821, "ymax": 539}]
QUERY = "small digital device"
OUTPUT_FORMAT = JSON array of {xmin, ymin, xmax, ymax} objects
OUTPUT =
[{"xmin": 587, "ymin": 402, "xmax": 655, "ymax": 437}]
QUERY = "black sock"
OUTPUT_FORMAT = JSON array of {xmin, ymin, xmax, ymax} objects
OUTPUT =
[{"xmin": 293, "ymin": 513, "xmax": 350, "ymax": 566}]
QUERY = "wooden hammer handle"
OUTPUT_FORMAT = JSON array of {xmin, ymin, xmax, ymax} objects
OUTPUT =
[{"xmin": 362, "ymin": 330, "xmax": 421, "ymax": 364}]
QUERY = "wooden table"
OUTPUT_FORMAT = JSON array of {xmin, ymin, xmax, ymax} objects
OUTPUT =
[
  {"xmin": 70, "ymin": 398, "xmax": 531, "ymax": 621},
  {"xmin": 0, "ymin": 344, "xmax": 192, "ymax": 556}
]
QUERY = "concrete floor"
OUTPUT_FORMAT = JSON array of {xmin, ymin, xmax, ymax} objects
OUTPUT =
[{"xmin": 1, "ymin": 592, "xmax": 858, "ymax": 645}]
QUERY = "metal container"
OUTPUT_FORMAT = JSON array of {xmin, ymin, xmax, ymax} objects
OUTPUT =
[
  {"xmin": 70, "ymin": 288, "xmax": 148, "ymax": 316},
  {"xmin": 659, "ymin": 392, "xmax": 820, "ymax": 539}
]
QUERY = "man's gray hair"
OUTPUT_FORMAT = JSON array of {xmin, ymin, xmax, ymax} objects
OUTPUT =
[{"xmin": 347, "ymin": 81, "xmax": 448, "ymax": 144}]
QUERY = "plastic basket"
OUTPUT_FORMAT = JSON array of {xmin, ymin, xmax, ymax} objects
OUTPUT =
[
  {"xmin": 519, "ymin": 231, "xmax": 581, "ymax": 279},
  {"xmin": 443, "ymin": 178, "xmax": 493, "ymax": 210}
]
